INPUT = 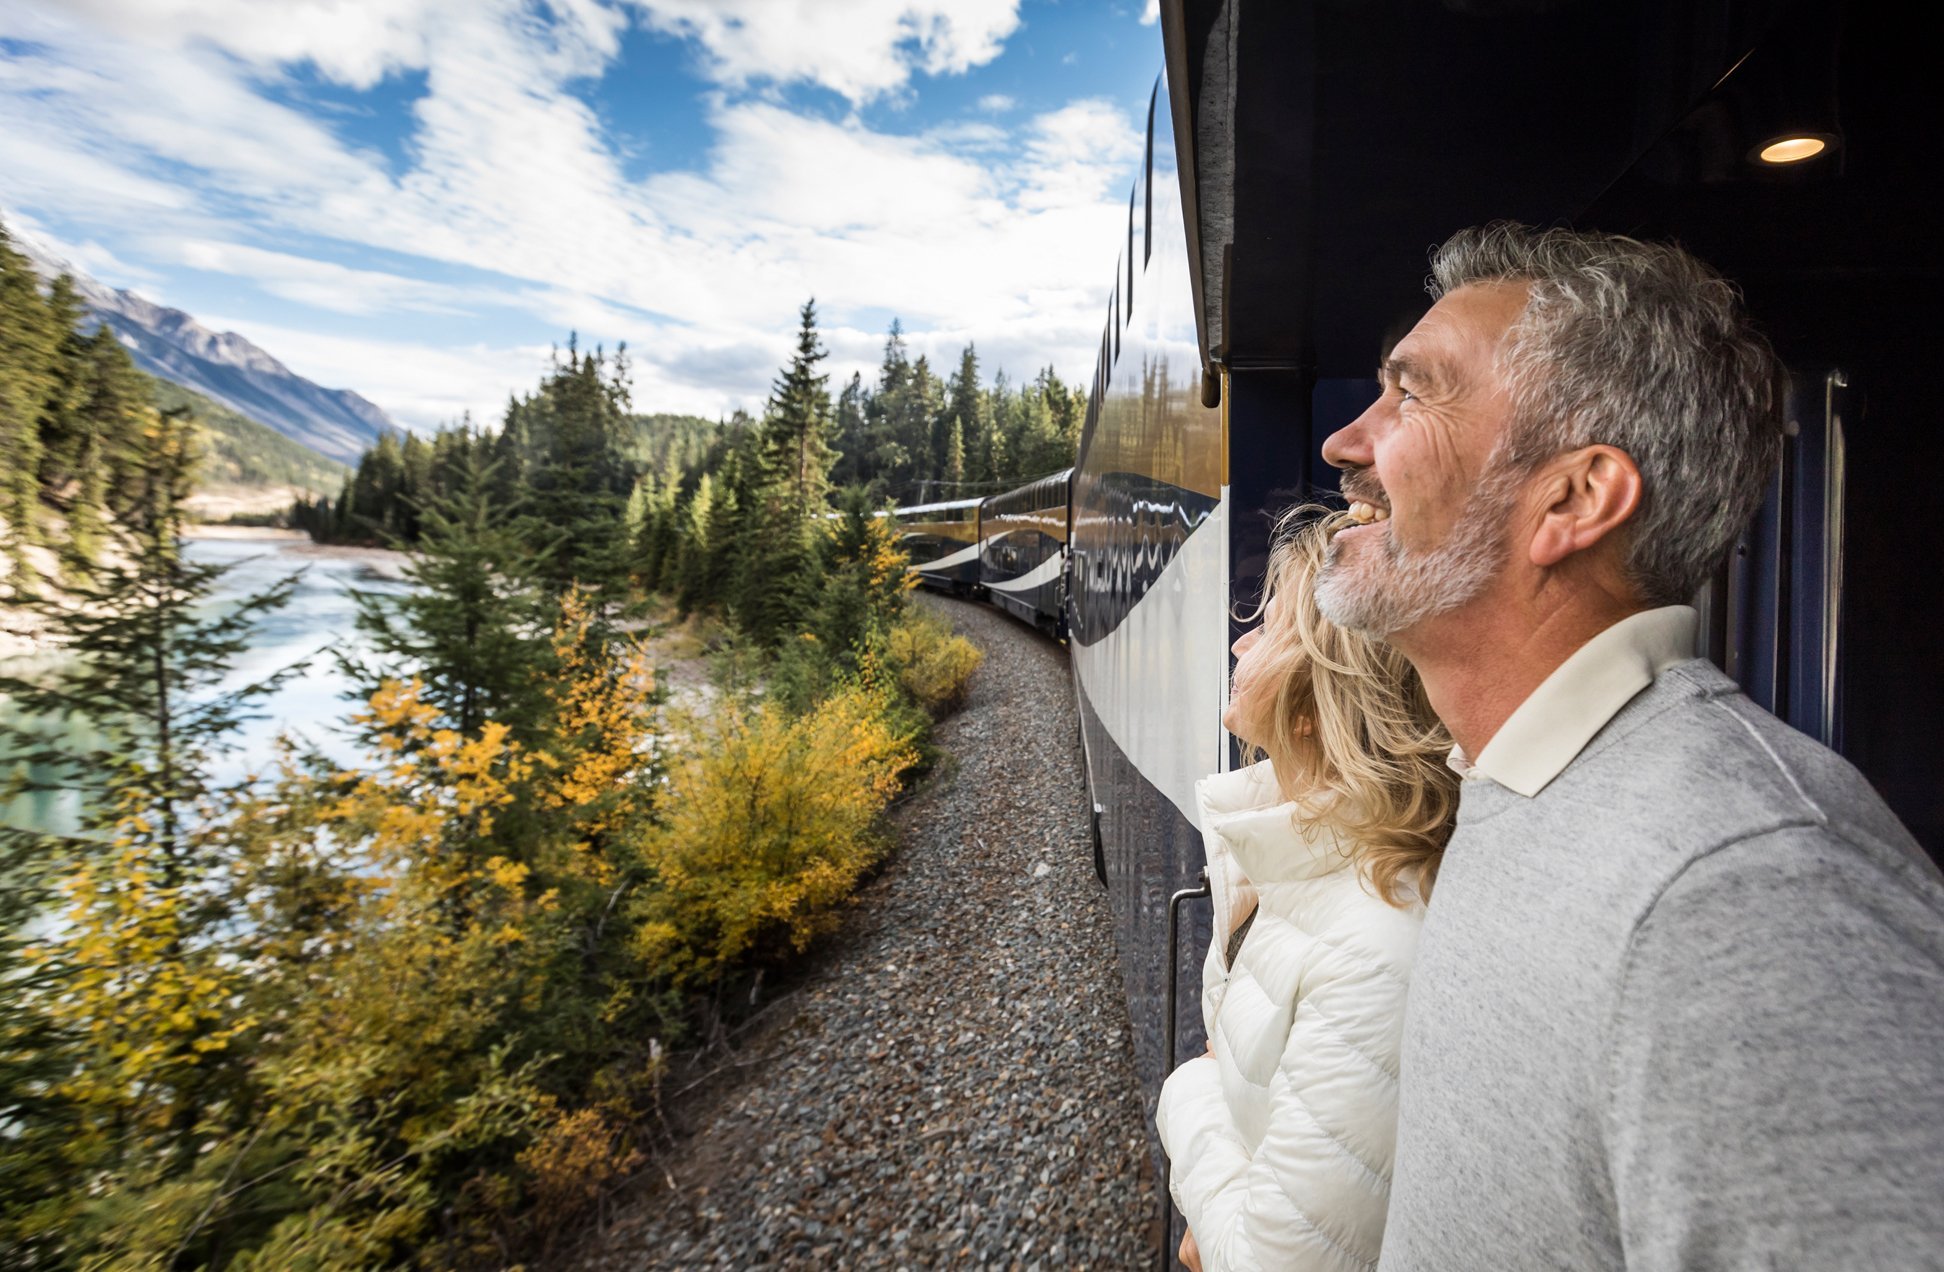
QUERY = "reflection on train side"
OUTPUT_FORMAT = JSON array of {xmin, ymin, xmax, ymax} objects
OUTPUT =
[
  {"xmin": 981, "ymin": 468, "xmax": 1072, "ymax": 635},
  {"xmin": 1066, "ymin": 70, "xmax": 1229, "ymax": 1129},
  {"xmin": 1068, "ymin": 473, "xmax": 1219, "ymax": 646}
]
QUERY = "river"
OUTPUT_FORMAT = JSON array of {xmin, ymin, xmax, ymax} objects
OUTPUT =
[{"xmin": 1, "ymin": 533, "xmax": 414, "ymax": 836}]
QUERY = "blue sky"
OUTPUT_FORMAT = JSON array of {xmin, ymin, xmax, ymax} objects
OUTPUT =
[{"xmin": 0, "ymin": 0, "xmax": 1161, "ymax": 432}]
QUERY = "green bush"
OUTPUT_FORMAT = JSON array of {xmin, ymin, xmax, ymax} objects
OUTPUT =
[{"xmin": 885, "ymin": 608, "xmax": 983, "ymax": 716}]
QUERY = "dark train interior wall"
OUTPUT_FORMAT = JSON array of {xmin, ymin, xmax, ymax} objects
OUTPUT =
[
  {"xmin": 1581, "ymin": 2, "xmax": 1943, "ymax": 855},
  {"xmin": 1197, "ymin": 0, "xmax": 1938, "ymax": 858}
]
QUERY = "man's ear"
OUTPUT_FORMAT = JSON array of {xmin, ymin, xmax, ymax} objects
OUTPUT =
[{"xmin": 1528, "ymin": 445, "xmax": 1643, "ymax": 568}]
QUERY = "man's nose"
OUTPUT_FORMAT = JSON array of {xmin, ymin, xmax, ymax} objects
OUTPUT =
[{"xmin": 1322, "ymin": 400, "xmax": 1381, "ymax": 472}]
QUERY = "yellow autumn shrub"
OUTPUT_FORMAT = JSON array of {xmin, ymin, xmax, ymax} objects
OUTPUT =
[
  {"xmin": 517, "ymin": 1104, "xmax": 643, "ymax": 1233},
  {"xmin": 629, "ymin": 680, "xmax": 918, "ymax": 987},
  {"xmin": 884, "ymin": 607, "xmax": 983, "ymax": 716}
]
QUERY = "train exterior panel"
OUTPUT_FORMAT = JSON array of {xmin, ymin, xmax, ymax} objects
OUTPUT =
[
  {"xmin": 892, "ymin": 498, "xmax": 982, "ymax": 592},
  {"xmin": 978, "ymin": 468, "xmax": 1073, "ymax": 634},
  {"xmin": 1066, "ymin": 72, "xmax": 1228, "ymax": 1121}
]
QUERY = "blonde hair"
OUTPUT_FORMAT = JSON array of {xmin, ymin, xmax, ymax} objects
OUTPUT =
[{"xmin": 1234, "ymin": 506, "xmax": 1460, "ymax": 905}]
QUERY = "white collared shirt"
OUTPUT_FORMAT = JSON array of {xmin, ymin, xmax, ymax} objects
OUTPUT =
[{"xmin": 1447, "ymin": 605, "xmax": 1698, "ymax": 798}]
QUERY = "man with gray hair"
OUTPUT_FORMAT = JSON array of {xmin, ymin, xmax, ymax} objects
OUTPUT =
[{"xmin": 1318, "ymin": 223, "xmax": 1944, "ymax": 1269}]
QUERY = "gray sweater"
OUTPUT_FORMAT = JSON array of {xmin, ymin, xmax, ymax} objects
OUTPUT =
[{"xmin": 1378, "ymin": 659, "xmax": 1944, "ymax": 1271}]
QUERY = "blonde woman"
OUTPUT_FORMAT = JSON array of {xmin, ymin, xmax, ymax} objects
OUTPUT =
[{"xmin": 1155, "ymin": 508, "xmax": 1459, "ymax": 1272}]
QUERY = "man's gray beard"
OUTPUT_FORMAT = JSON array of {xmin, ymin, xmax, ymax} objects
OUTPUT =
[{"xmin": 1315, "ymin": 472, "xmax": 1519, "ymax": 636}]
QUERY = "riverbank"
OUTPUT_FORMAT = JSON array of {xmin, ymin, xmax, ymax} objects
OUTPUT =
[
  {"xmin": 0, "ymin": 532, "xmax": 413, "ymax": 661},
  {"xmin": 182, "ymin": 524, "xmax": 412, "ymax": 581}
]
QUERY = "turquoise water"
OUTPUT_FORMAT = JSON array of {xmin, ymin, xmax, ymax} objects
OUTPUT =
[{"xmin": 1, "ymin": 536, "xmax": 413, "ymax": 836}]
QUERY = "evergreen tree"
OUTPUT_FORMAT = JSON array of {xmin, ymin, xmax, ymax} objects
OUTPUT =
[
  {"xmin": 510, "ymin": 340, "xmax": 637, "ymax": 602},
  {"xmin": 66, "ymin": 327, "xmax": 153, "ymax": 570},
  {"xmin": 1038, "ymin": 364, "xmax": 1084, "ymax": 453},
  {"xmin": 0, "ymin": 403, "xmax": 299, "ymax": 1209},
  {"xmin": 397, "ymin": 430, "xmax": 433, "ymax": 542},
  {"xmin": 808, "ymin": 487, "xmax": 910, "ymax": 672},
  {"xmin": 674, "ymin": 470, "xmax": 718, "ymax": 615},
  {"xmin": 0, "ymin": 228, "xmax": 58, "ymax": 579},
  {"xmin": 861, "ymin": 321, "xmax": 921, "ymax": 493},
  {"xmin": 945, "ymin": 418, "xmax": 965, "ymax": 487},
  {"xmin": 347, "ymin": 449, "xmax": 554, "ymax": 741},
  {"xmin": 829, "ymin": 372, "xmax": 870, "ymax": 488},
  {"xmin": 626, "ymin": 459, "xmax": 682, "ymax": 595},
  {"xmin": 730, "ymin": 304, "xmax": 837, "ymax": 645},
  {"xmin": 756, "ymin": 300, "xmax": 837, "ymax": 523},
  {"xmin": 899, "ymin": 355, "xmax": 942, "ymax": 499},
  {"xmin": 943, "ymin": 343, "xmax": 982, "ymax": 480}
]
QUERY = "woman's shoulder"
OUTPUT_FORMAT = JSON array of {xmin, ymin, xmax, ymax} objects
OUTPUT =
[{"xmin": 1251, "ymin": 849, "xmax": 1426, "ymax": 976}]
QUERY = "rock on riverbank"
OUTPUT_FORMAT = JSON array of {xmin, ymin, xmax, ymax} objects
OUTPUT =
[{"xmin": 574, "ymin": 594, "xmax": 1158, "ymax": 1270}]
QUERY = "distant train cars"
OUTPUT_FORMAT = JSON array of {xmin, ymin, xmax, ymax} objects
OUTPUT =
[
  {"xmin": 891, "ymin": 468, "xmax": 1073, "ymax": 637},
  {"xmin": 889, "ymin": 497, "xmax": 982, "ymax": 592},
  {"xmin": 976, "ymin": 468, "xmax": 1072, "ymax": 636}
]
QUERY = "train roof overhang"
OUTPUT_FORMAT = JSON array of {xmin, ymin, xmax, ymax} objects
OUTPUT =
[{"xmin": 1160, "ymin": 0, "xmax": 1941, "ymax": 382}]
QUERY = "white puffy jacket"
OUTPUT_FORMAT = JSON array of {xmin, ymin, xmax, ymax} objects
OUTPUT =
[{"xmin": 1154, "ymin": 760, "xmax": 1424, "ymax": 1272}]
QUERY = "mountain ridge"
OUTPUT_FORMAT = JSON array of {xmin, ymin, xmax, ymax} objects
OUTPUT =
[{"xmin": 8, "ymin": 223, "xmax": 396, "ymax": 466}]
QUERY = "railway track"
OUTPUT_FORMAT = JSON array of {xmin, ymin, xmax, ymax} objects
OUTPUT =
[{"xmin": 575, "ymin": 594, "xmax": 1157, "ymax": 1270}]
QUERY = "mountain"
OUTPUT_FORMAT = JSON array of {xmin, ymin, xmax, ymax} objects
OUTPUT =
[
  {"xmin": 9, "ymin": 225, "xmax": 395, "ymax": 465},
  {"xmin": 149, "ymin": 376, "xmax": 349, "ymax": 496}
]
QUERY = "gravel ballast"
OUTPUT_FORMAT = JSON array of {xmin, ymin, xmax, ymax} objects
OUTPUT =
[{"xmin": 575, "ymin": 594, "xmax": 1159, "ymax": 1270}]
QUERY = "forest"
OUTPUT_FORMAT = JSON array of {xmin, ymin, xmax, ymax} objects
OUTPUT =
[
  {"xmin": 297, "ymin": 313, "xmax": 1086, "ymax": 622},
  {"xmin": 0, "ymin": 240, "xmax": 1006, "ymax": 1266},
  {"xmin": 0, "ymin": 227, "xmax": 347, "ymax": 581}
]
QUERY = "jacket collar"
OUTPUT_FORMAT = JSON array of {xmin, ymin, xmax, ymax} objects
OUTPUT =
[{"xmin": 1196, "ymin": 760, "xmax": 1353, "ymax": 887}]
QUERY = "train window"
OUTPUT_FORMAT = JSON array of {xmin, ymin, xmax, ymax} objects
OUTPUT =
[
  {"xmin": 1112, "ymin": 275, "xmax": 1121, "ymax": 363},
  {"xmin": 1144, "ymin": 79, "xmax": 1156, "ymax": 266}
]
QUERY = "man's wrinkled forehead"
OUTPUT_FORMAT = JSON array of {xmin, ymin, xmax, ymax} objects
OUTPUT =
[{"xmin": 1382, "ymin": 281, "xmax": 1529, "ymax": 389}]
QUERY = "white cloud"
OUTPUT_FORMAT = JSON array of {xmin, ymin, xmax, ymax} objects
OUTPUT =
[
  {"xmin": 55, "ymin": 0, "xmax": 441, "ymax": 89},
  {"xmin": 633, "ymin": 0, "xmax": 1021, "ymax": 104},
  {"xmin": 165, "ymin": 238, "xmax": 520, "ymax": 316},
  {"xmin": 1141, "ymin": 0, "xmax": 1160, "ymax": 26},
  {"xmin": 1, "ymin": 0, "xmax": 1144, "ymax": 427},
  {"xmin": 0, "ymin": 207, "xmax": 167, "ymax": 292},
  {"xmin": 977, "ymin": 92, "xmax": 1015, "ymax": 112}
]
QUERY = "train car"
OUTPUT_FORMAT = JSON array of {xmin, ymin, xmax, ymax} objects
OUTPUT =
[
  {"xmin": 1064, "ymin": 59, "xmax": 1227, "ymax": 1164},
  {"xmin": 1078, "ymin": 0, "xmax": 1940, "ymax": 1255},
  {"xmin": 977, "ymin": 468, "xmax": 1073, "ymax": 636},
  {"xmin": 891, "ymin": 497, "xmax": 982, "ymax": 593}
]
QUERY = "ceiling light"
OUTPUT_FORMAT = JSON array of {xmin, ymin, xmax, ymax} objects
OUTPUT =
[{"xmin": 1756, "ymin": 135, "xmax": 1831, "ymax": 164}]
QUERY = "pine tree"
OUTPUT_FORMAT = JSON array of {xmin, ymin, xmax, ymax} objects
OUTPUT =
[
  {"xmin": 732, "ymin": 304, "xmax": 837, "ymax": 645},
  {"xmin": 62, "ymin": 326, "xmax": 154, "ymax": 571},
  {"xmin": 347, "ymin": 448, "xmax": 554, "ymax": 742},
  {"xmin": 626, "ymin": 461, "xmax": 683, "ymax": 595},
  {"xmin": 674, "ymin": 470, "xmax": 717, "ymax": 614},
  {"xmin": 756, "ymin": 300, "xmax": 837, "ymax": 523},
  {"xmin": 943, "ymin": 343, "xmax": 982, "ymax": 480},
  {"xmin": 830, "ymin": 371, "xmax": 870, "ymax": 488},
  {"xmin": 807, "ymin": 487, "xmax": 911, "ymax": 673},
  {"xmin": 0, "ymin": 403, "xmax": 299, "ymax": 1197},
  {"xmin": 900, "ymin": 355, "xmax": 942, "ymax": 498},
  {"xmin": 945, "ymin": 419, "xmax": 965, "ymax": 487},
  {"xmin": 512, "ymin": 341, "xmax": 637, "ymax": 602},
  {"xmin": 0, "ymin": 228, "xmax": 58, "ymax": 580}
]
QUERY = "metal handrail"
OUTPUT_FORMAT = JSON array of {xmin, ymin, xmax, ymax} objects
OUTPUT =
[{"xmin": 1159, "ymin": 869, "xmax": 1211, "ymax": 1271}]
